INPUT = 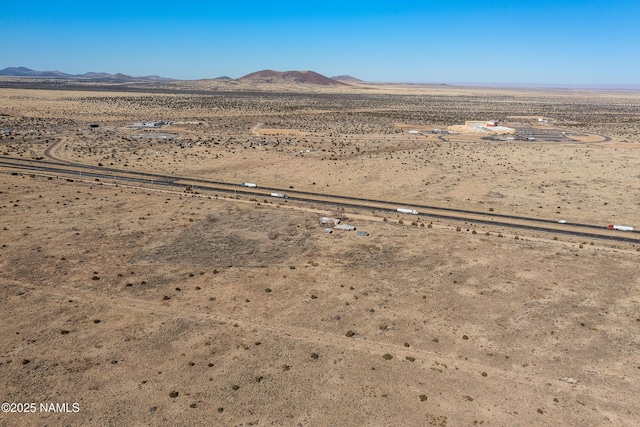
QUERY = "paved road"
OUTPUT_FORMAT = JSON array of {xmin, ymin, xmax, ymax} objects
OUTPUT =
[{"xmin": 2, "ymin": 155, "xmax": 638, "ymax": 245}]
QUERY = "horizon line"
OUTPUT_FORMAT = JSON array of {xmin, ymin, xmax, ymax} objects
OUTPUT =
[{"xmin": 2, "ymin": 65, "xmax": 639, "ymax": 90}]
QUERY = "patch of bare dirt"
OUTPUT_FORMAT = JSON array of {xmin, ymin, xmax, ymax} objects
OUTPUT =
[{"xmin": 149, "ymin": 210, "xmax": 314, "ymax": 268}]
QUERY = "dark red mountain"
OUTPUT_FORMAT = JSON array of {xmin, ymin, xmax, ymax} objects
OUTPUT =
[{"xmin": 238, "ymin": 70, "xmax": 348, "ymax": 86}]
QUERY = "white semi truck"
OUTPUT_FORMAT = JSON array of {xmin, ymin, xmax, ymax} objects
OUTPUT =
[{"xmin": 397, "ymin": 208, "xmax": 418, "ymax": 215}]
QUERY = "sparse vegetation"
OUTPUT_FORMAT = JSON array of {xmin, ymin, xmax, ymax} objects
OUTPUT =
[{"xmin": 0, "ymin": 82, "xmax": 638, "ymax": 427}]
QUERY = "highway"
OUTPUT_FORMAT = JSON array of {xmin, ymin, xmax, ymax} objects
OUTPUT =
[{"xmin": 1, "ymin": 154, "xmax": 639, "ymax": 245}]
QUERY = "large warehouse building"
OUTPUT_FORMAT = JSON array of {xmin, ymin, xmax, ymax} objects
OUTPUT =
[{"xmin": 449, "ymin": 120, "xmax": 516, "ymax": 134}]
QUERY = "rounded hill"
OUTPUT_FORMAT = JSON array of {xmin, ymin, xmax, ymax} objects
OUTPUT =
[{"xmin": 238, "ymin": 70, "xmax": 348, "ymax": 86}]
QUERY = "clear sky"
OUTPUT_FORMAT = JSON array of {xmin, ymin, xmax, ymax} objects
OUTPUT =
[{"xmin": 2, "ymin": 0, "xmax": 639, "ymax": 84}]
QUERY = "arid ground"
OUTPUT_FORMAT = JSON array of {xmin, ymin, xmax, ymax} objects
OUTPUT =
[{"xmin": 1, "ymin": 80, "xmax": 639, "ymax": 426}]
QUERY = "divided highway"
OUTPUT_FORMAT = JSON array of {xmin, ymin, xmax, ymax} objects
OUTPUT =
[{"xmin": 1, "ymin": 154, "xmax": 639, "ymax": 245}]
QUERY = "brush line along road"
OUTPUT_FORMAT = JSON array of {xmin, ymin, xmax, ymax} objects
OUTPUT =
[{"xmin": 1, "ymin": 155, "xmax": 638, "ymax": 245}]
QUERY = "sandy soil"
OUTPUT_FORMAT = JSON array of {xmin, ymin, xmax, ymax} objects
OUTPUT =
[{"xmin": 1, "ymin": 82, "xmax": 639, "ymax": 426}]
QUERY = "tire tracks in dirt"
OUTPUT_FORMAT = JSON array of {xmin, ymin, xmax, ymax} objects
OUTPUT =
[{"xmin": 251, "ymin": 123, "xmax": 263, "ymax": 136}]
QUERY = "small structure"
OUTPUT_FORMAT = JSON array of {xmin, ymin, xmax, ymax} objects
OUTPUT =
[
  {"xmin": 320, "ymin": 217, "xmax": 340, "ymax": 225},
  {"xmin": 324, "ymin": 228, "xmax": 333, "ymax": 234},
  {"xmin": 356, "ymin": 231, "xmax": 370, "ymax": 237},
  {"xmin": 334, "ymin": 224, "xmax": 356, "ymax": 231},
  {"xmin": 132, "ymin": 120, "xmax": 168, "ymax": 129}
]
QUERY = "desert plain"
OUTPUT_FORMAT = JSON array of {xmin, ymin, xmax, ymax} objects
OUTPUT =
[{"xmin": 1, "ymin": 79, "xmax": 639, "ymax": 426}]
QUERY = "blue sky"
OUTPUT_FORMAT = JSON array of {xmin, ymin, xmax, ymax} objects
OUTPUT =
[{"xmin": 2, "ymin": 1, "xmax": 639, "ymax": 84}]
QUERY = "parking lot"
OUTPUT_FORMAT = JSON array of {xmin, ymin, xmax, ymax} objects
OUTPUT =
[{"xmin": 482, "ymin": 126, "xmax": 605, "ymax": 143}]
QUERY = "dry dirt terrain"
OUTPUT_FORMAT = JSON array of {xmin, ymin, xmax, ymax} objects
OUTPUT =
[{"xmin": 1, "ymin": 80, "xmax": 639, "ymax": 426}]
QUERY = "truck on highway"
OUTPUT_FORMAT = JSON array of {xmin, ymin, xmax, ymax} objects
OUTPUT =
[
  {"xmin": 270, "ymin": 193, "xmax": 288, "ymax": 199},
  {"xmin": 397, "ymin": 208, "xmax": 418, "ymax": 215},
  {"xmin": 607, "ymin": 224, "xmax": 634, "ymax": 231},
  {"xmin": 242, "ymin": 182, "xmax": 257, "ymax": 188}
]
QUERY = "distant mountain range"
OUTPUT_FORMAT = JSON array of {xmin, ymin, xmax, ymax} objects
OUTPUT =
[
  {"xmin": 0, "ymin": 67, "xmax": 173, "ymax": 82},
  {"xmin": 3, "ymin": 67, "xmax": 636, "ymax": 90},
  {"xmin": 0, "ymin": 67, "xmax": 367, "ymax": 86}
]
